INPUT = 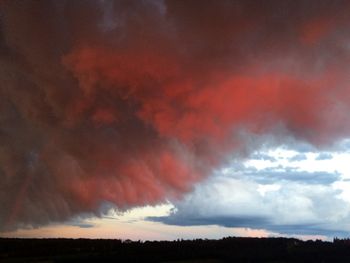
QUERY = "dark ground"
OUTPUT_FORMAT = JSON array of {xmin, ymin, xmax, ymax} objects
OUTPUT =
[{"xmin": 1, "ymin": 236, "xmax": 350, "ymax": 262}]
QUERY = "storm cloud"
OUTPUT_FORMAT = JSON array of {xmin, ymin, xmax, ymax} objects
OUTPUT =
[{"xmin": 1, "ymin": 0, "xmax": 350, "ymax": 231}]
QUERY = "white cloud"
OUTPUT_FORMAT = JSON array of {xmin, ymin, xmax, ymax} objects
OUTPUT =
[{"xmin": 149, "ymin": 140, "xmax": 350, "ymax": 238}]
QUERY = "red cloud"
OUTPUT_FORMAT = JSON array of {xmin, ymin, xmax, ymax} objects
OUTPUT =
[{"xmin": 1, "ymin": 0, "xmax": 350, "ymax": 230}]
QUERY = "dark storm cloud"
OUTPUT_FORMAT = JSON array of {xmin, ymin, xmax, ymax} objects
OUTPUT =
[{"xmin": 1, "ymin": 0, "xmax": 350, "ymax": 231}]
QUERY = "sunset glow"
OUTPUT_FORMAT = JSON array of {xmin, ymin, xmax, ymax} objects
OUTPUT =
[{"xmin": 1, "ymin": 0, "xmax": 350, "ymax": 240}]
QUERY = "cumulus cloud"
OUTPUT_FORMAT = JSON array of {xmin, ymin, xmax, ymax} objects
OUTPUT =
[
  {"xmin": 1, "ymin": 0, "xmax": 350, "ymax": 231},
  {"xmin": 149, "ymin": 147, "xmax": 350, "ymax": 237},
  {"xmin": 150, "ymin": 173, "xmax": 350, "ymax": 236}
]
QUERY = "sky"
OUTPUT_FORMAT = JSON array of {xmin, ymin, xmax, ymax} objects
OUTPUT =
[{"xmin": 1, "ymin": 0, "xmax": 350, "ymax": 240}]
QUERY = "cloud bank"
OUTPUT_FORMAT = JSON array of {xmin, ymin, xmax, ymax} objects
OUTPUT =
[
  {"xmin": 149, "ymin": 147, "xmax": 350, "ymax": 237},
  {"xmin": 1, "ymin": 0, "xmax": 350, "ymax": 231}
]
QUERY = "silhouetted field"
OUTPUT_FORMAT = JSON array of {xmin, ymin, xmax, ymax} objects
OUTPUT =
[{"xmin": 1, "ymin": 237, "xmax": 350, "ymax": 262}]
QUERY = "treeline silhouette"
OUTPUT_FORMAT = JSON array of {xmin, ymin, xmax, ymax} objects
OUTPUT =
[{"xmin": 1, "ymin": 236, "xmax": 350, "ymax": 262}]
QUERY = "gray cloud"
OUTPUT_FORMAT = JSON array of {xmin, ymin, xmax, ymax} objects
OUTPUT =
[
  {"xmin": 288, "ymin": 154, "xmax": 307, "ymax": 162},
  {"xmin": 245, "ymin": 169, "xmax": 340, "ymax": 185},
  {"xmin": 226, "ymin": 160, "xmax": 340, "ymax": 185},
  {"xmin": 66, "ymin": 221, "xmax": 95, "ymax": 229},
  {"xmin": 315, "ymin": 153, "xmax": 333, "ymax": 160},
  {"xmin": 149, "ymin": 215, "xmax": 269, "ymax": 228},
  {"xmin": 251, "ymin": 152, "xmax": 277, "ymax": 162},
  {"xmin": 150, "ymin": 215, "xmax": 350, "ymax": 237}
]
